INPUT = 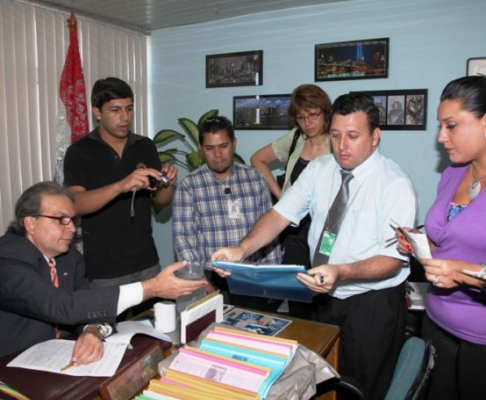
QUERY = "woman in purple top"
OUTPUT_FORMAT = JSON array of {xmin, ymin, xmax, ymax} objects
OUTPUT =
[{"xmin": 399, "ymin": 76, "xmax": 486, "ymax": 400}]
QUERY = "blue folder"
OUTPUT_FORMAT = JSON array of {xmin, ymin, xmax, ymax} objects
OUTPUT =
[{"xmin": 212, "ymin": 261, "xmax": 314, "ymax": 303}]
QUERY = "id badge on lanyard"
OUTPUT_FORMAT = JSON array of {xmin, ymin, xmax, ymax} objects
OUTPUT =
[
  {"xmin": 318, "ymin": 230, "xmax": 336, "ymax": 256},
  {"xmin": 227, "ymin": 199, "xmax": 242, "ymax": 220}
]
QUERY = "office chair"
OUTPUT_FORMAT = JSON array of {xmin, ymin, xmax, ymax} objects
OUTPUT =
[
  {"xmin": 384, "ymin": 336, "xmax": 434, "ymax": 400},
  {"xmin": 315, "ymin": 336, "xmax": 435, "ymax": 400}
]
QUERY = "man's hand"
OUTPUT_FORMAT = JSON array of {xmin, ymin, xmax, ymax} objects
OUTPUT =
[
  {"xmin": 211, "ymin": 246, "xmax": 246, "ymax": 278},
  {"xmin": 117, "ymin": 167, "xmax": 163, "ymax": 193},
  {"xmin": 142, "ymin": 261, "xmax": 207, "ymax": 300},
  {"xmin": 297, "ymin": 264, "xmax": 340, "ymax": 294},
  {"xmin": 70, "ymin": 326, "xmax": 104, "ymax": 366},
  {"xmin": 160, "ymin": 164, "xmax": 178, "ymax": 187}
]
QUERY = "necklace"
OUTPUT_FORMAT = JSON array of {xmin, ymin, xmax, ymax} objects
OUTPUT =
[{"xmin": 468, "ymin": 168, "xmax": 486, "ymax": 200}]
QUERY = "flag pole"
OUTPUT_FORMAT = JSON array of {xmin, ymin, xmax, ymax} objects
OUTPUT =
[{"xmin": 68, "ymin": 12, "xmax": 76, "ymax": 33}]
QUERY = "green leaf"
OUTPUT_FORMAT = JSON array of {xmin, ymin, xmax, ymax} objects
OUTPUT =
[
  {"xmin": 233, "ymin": 153, "xmax": 246, "ymax": 165},
  {"xmin": 153, "ymin": 129, "xmax": 184, "ymax": 145},
  {"xmin": 179, "ymin": 118, "xmax": 199, "ymax": 147},
  {"xmin": 186, "ymin": 151, "xmax": 205, "ymax": 171},
  {"xmin": 158, "ymin": 152, "xmax": 176, "ymax": 164},
  {"xmin": 198, "ymin": 109, "xmax": 219, "ymax": 127},
  {"xmin": 161, "ymin": 148, "xmax": 179, "ymax": 155}
]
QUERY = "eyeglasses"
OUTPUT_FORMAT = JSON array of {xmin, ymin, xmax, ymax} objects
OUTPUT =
[
  {"xmin": 34, "ymin": 215, "xmax": 78, "ymax": 226},
  {"xmin": 295, "ymin": 111, "xmax": 322, "ymax": 123}
]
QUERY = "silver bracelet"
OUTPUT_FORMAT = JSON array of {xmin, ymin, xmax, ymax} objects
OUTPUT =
[{"xmin": 479, "ymin": 262, "xmax": 486, "ymax": 280}]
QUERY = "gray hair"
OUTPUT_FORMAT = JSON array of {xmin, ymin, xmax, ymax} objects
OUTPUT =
[{"xmin": 8, "ymin": 181, "xmax": 74, "ymax": 236}]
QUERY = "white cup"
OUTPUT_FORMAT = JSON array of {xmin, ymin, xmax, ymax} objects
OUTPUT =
[{"xmin": 154, "ymin": 301, "xmax": 176, "ymax": 333}]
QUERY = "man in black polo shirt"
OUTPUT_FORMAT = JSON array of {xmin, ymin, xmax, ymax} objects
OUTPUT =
[{"xmin": 64, "ymin": 77, "xmax": 177, "ymax": 298}]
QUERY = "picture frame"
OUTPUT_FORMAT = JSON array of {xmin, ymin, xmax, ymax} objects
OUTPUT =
[
  {"xmin": 233, "ymin": 94, "xmax": 292, "ymax": 130},
  {"xmin": 466, "ymin": 57, "xmax": 486, "ymax": 76},
  {"xmin": 351, "ymin": 89, "xmax": 428, "ymax": 131},
  {"xmin": 315, "ymin": 38, "xmax": 389, "ymax": 82},
  {"xmin": 206, "ymin": 50, "xmax": 263, "ymax": 88}
]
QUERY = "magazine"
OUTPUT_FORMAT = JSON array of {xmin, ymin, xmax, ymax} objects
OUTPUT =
[{"xmin": 222, "ymin": 308, "xmax": 292, "ymax": 336}]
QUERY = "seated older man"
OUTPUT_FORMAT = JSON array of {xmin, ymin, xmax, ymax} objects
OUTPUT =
[{"xmin": 0, "ymin": 181, "xmax": 206, "ymax": 365}]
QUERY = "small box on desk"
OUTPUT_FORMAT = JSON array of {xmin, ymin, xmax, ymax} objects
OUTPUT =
[{"xmin": 0, "ymin": 336, "xmax": 170, "ymax": 400}]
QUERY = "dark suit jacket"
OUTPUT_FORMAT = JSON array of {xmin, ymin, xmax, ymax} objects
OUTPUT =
[{"xmin": 0, "ymin": 232, "xmax": 119, "ymax": 357}]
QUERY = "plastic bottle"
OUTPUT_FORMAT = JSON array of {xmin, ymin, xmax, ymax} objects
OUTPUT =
[{"xmin": 175, "ymin": 262, "xmax": 206, "ymax": 314}]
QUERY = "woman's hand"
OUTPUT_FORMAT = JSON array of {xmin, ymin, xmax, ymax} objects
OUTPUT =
[
  {"xmin": 421, "ymin": 258, "xmax": 484, "ymax": 289},
  {"xmin": 395, "ymin": 227, "xmax": 414, "ymax": 254}
]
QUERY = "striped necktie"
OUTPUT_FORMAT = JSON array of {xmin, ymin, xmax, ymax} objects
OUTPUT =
[
  {"xmin": 48, "ymin": 259, "xmax": 61, "ymax": 338},
  {"xmin": 48, "ymin": 259, "xmax": 59, "ymax": 288}
]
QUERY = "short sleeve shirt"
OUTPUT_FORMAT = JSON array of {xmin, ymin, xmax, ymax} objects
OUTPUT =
[{"xmin": 64, "ymin": 129, "xmax": 161, "ymax": 280}]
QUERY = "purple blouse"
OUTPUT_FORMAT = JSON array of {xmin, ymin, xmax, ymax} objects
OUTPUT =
[{"xmin": 424, "ymin": 164, "xmax": 486, "ymax": 344}]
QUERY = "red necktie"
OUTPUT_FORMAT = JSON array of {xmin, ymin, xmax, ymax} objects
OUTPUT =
[
  {"xmin": 48, "ymin": 259, "xmax": 59, "ymax": 288},
  {"xmin": 48, "ymin": 259, "xmax": 61, "ymax": 338}
]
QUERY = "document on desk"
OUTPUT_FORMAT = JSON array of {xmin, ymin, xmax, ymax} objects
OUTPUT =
[
  {"xmin": 105, "ymin": 320, "xmax": 171, "ymax": 345},
  {"xmin": 7, "ymin": 339, "xmax": 127, "ymax": 377}
]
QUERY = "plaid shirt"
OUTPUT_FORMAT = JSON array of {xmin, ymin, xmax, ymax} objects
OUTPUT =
[{"xmin": 173, "ymin": 163, "xmax": 281, "ymax": 270}]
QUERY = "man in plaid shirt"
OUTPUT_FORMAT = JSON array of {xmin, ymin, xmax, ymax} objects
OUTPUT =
[{"xmin": 173, "ymin": 116, "xmax": 280, "ymax": 307}]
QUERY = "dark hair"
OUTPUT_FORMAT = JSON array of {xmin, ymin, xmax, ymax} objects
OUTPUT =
[
  {"xmin": 91, "ymin": 77, "xmax": 134, "ymax": 109},
  {"xmin": 198, "ymin": 116, "xmax": 235, "ymax": 146},
  {"xmin": 8, "ymin": 182, "xmax": 74, "ymax": 236},
  {"xmin": 440, "ymin": 76, "xmax": 486, "ymax": 119},
  {"xmin": 332, "ymin": 93, "xmax": 380, "ymax": 133},
  {"xmin": 288, "ymin": 84, "xmax": 332, "ymax": 132}
]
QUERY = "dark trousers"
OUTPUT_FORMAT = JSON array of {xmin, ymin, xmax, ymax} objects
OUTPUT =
[
  {"xmin": 317, "ymin": 283, "xmax": 407, "ymax": 400},
  {"xmin": 422, "ymin": 314, "xmax": 486, "ymax": 400}
]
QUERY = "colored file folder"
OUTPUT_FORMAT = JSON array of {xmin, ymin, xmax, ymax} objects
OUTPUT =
[{"xmin": 212, "ymin": 261, "xmax": 314, "ymax": 303}]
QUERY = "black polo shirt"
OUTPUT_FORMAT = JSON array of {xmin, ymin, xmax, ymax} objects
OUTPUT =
[{"xmin": 64, "ymin": 129, "xmax": 161, "ymax": 280}]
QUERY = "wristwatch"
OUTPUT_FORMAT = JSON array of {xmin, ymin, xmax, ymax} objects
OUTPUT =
[{"xmin": 84, "ymin": 323, "xmax": 113, "ymax": 339}]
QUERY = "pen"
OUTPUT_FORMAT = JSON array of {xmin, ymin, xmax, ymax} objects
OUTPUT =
[{"xmin": 60, "ymin": 361, "xmax": 74, "ymax": 371}]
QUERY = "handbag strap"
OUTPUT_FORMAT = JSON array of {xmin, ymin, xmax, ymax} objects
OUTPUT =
[{"xmin": 287, "ymin": 128, "xmax": 301, "ymax": 159}]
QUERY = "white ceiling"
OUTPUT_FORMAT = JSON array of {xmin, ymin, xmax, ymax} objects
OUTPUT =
[{"xmin": 34, "ymin": 0, "xmax": 348, "ymax": 33}]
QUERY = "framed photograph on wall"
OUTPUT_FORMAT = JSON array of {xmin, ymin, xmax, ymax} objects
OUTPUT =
[
  {"xmin": 467, "ymin": 57, "xmax": 486, "ymax": 76},
  {"xmin": 351, "ymin": 89, "xmax": 428, "ymax": 131},
  {"xmin": 233, "ymin": 94, "xmax": 292, "ymax": 130},
  {"xmin": 315, "ymin": 38, "xmax": 389, "ymax": 82},
  {"xmin": 206, "ymin": 50, "xmax": 263, "ymax": 88}
]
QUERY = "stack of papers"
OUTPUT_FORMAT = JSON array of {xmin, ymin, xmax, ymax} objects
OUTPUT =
[
  {"xmin": 136, "ymin": 326, "xmax": 298, "ymax": 400},
  {"xmin": 7, "ymin": 339, "xmax": 127, "ymax": 377},
  {"xmin": 7, "ymin": 321, "xmax": 173, "ymax": 378},
  {"xmin": 106, "ymin": 320, "xmax": 172, "ymax": 345}
]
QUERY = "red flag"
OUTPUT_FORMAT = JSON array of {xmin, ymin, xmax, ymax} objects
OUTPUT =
[{"xmin": 54, "ymin": 13, "xmax": 89, "ymax": 183}]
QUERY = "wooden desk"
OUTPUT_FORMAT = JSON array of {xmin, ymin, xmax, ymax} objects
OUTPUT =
[{"xmin": 0, "ymin": 313, "xmax": 339, "ymax": 400}]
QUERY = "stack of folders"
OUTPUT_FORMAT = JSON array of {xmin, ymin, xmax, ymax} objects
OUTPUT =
[{"xmin": 133, "ymin": 326, "xmax": 298, "ymax": 400}]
